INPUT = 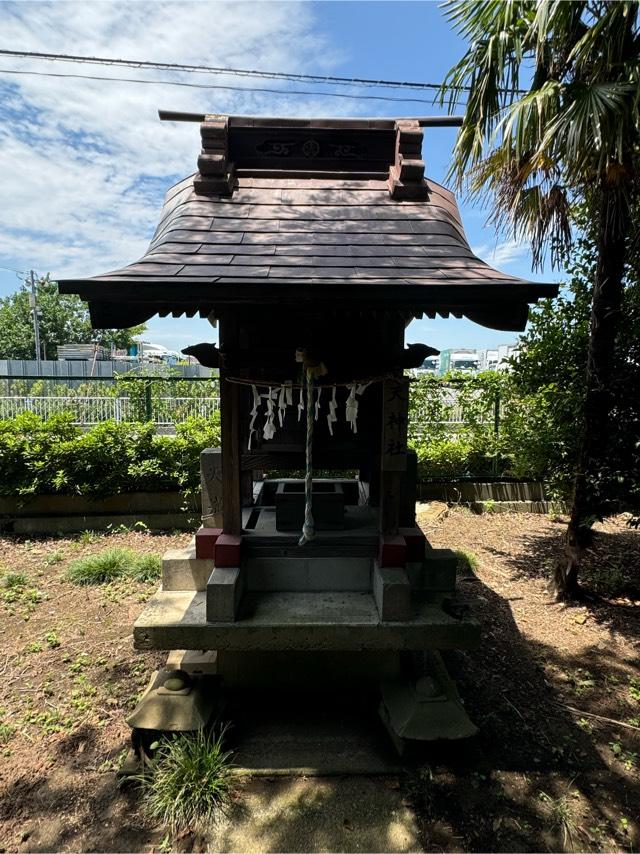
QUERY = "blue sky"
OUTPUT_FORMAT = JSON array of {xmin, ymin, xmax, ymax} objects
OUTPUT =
[{"xmin": 0, "ymin": 0, "xmax": 561, "ymax": 354}]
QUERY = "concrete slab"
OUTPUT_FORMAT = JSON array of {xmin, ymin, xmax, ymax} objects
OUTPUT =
[
  {"xmin": 227, "ymin": 687, "xmax": 402, "ymax": 776},
  {"xmin": 207, "ymin": 776, "xmax": 423, "ymax": 853},
  {"xmin": 133, "ymin": 590, "xmax": 480, "ymax": 651}
]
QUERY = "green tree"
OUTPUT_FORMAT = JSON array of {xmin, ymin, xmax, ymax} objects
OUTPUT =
[
  {"xmin": 508, "ymin": 206, "xmax": 640, "ymax": 509},
  {"xmin": 440, "ymin": 0, "xmax": 640, "ymax": 599},
  {"xmin": 0, "ymin": 274, "xmax": 145, "ymax": 359}
]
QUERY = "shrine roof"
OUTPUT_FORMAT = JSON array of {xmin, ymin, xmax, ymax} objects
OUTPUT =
[{"xmin": 58, "ymin": 115, "xmax": 557, "ymax": 331}]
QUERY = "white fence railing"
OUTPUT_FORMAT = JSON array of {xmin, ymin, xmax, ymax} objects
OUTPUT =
[{"xmin": 0, "ymin": 395, "xmax": 220, "ymax": 425}]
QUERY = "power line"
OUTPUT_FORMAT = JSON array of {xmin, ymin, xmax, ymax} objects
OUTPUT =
[
  {"xmin": 0, "ymin": 48, "xmax": 460, "ymax": 93},
  {"xmin": 0, "ymin": 67, "xmax": 464, "ymax": 106}
]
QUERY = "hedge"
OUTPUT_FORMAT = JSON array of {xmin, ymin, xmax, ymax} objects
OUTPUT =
[
  {"xmin": 0, "ymin": 372, "xmax": 551, "ymax": 497},
  {"xmin": 0, "ymin": 412, "xmax": 221, "ymax": 497}
]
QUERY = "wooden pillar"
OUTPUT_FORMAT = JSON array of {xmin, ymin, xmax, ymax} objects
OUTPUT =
[
  {"xmin": 380, "ymin": 376, "xmax": 410, "ymax": 534},
  {"xmin": 219, "ymin": 316, "xmax": 242, "ymax": 535}
]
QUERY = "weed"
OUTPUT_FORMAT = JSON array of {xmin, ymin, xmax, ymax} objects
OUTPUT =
[
  {"xmin": 66, "ymin": 548, "xmax": 161, "ymax": 585},
  {"xmin": 610, "ymin": 740, "xmax": 638, "ymax": 770},
  {"xmin": 1, "ymin": 572, "xmax": 28, "ymax": 589},
  {"xmin": 569, "ymin": 668, "xmax": 596, "ymax": 697},
  {"xmin": 21, "ymin": 708, "xmax": 73, "ymax": 735},
  {"xmin": 25, "ymin": 642, "xmax": 42, "ymax": 654},
  {"xmin": 77, "ymin": 530, "xmax": 99, "ymax": 545},
  {"xmin": 106, "ymin": 521, "xmax": 150, "ymax": 535},
  {"xmin": 137, "ymin": 727, "xmax": 236, "ymax": 833},
  {"xmin": 538, "ymin": 787, "xmax": 581, "ymax": 849},
  {"xmin": 128, "ymin": 552, "xmax": 161, "ymax": 582},
  {"xmin": 0, "ymin": 722, "xmax": 15, "ymax": 744},
  {"xmin": 68, "ymin": 653, "xmax": 92, "ymax": 673},
  {"xmin": 628, "ymin": 677, "xmax": 640, "ymax": 703},
  {"xmin": 45, "ymin": 631, "xmax": 61, "ymax": 649},
  {"xmin": 454, "ymin": 549, "xmax": 479, "ymax": 574},
  {"xmin": 44, "ymin": 550, "xmax": 65, "ymax": 566}
]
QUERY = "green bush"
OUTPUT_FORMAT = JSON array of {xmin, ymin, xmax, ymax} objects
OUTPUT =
[
  {"xmin": 0, "ymin": 412, "xmax": 220, "ymax": 497},
  {"xmin": 66, "ymin": 547, "xmax": 161, "ymax": 585},
  {"xmin": 0, "ymin": 368, "xmax": 585, "ymax": 498}
]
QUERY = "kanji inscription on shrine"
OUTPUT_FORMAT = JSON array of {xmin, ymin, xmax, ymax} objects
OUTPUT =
[{"xmin": 381, "ymin": 378, "xmax": 409, "ymax": 472}]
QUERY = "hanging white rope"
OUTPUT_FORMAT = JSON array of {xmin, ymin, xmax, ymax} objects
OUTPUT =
[{"xmin": 298, "ymin": 366, "xmax": 316, "ymax": 546}]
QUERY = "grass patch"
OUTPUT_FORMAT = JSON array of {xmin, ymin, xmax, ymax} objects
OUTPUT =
[
  {"xmin": 538, "ymin": 788, "xmax": 581, "ymax": 850},
  {"xmin": 137, "ymin": 728, "xmax": 236, "ymax": 834},
  {"xmin": 66, "ymin": 548, "xmax": 161, "ymax": 586},
  {"xmin": 1, "ymin": 572, "xmax": 29, "ymax": 590},
  {"xmin": 454, "ymin": 549, "xmax": 479, "ymax": 574},
  {"xmin": 1, "ymin": 571, "xmax": 45, "ymax": 615}
]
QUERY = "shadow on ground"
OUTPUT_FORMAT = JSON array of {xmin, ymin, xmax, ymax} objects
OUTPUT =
[
  {"xmin": 2, "ymin": 554, "xmax": 638, "ymax": 852},
  {"xmin": 409, "ymin": 568, "xmax": 640, "ymax": 852}
]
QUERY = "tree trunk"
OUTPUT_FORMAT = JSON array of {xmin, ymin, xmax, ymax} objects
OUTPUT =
[{"xmin": 554, "ymin": 187, "xmax": 630, "ymax": 600}]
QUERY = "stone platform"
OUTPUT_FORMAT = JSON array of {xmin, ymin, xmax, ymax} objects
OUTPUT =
[{"xmin": 133, "ymin": 590, "xmax": 479, "ymax": 650}]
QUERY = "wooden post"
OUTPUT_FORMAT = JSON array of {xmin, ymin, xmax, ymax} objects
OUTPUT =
[
  {"xmin": 219, "ymin": 317, "xmax": 242, "ymax": 535},
  {"xmin": 380, "ymin": 376, "xmax": 409, "ymax": 534}
]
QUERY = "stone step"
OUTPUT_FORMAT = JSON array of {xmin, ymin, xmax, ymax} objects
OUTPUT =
[
  {"xmin": 161, "ymin": 545, "xmax": 211, "ymax": 592},
  {"xmin": 133, "ymin": 590, "xmax": 480, "ymax": 652}
]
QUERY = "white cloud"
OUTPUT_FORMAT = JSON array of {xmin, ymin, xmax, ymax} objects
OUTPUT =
[
  {"xmin": 0, "ymin": 1, "xmax": 347, "ymax": 278},
  {"xmin": 471, "ymin": 238, "xmax": 529, "ymax": 268}
]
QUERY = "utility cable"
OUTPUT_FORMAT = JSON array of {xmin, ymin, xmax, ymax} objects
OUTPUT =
[
  {"xmin": 0, "ymin": 48, "xmax": 466, "ymax": 92},
  {"xmin": 0, "ymin": 67, "xmax": 464, "ymax": 105}
]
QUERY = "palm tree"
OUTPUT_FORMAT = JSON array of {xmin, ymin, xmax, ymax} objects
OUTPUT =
[{"xmin": 439, "ymin": 0, "xmax": 640, "ymax": 599}]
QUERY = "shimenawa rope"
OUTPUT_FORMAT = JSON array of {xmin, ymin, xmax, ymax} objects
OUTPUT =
[{"xmin": 298, "ymin": 366, "xmax": 316, "ymax": 546}]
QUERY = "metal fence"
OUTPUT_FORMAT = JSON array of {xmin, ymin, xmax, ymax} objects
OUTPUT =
[{"xmin": 0, "ymin": 395, "xmax": 220, "ymax": 425}]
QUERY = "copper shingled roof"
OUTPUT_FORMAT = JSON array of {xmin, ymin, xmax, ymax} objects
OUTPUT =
[{"xmin": 58, "ymin": 116, "xmax": 557, "ymax": 330}]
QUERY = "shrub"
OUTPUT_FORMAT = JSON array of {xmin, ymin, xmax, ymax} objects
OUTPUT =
[
  {"xmin": 66, "ymin": 548, "xmax": 161, "ymax": 585},
  {"xmin": 138, "ymin": 728, "xmax": 236, "ymax": 833},
  {"xmin": 0, "ymin": 412, "xmax": 220, "ymax": 497}
]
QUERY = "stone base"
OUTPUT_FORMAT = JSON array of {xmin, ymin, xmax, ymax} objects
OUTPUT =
[
  {"xmin": 379, "ymin": 652, "xmax": 478, "ymax": 755},
  {"xmin": 134, "ymin": 589, "xmax": 480, "ymax": 651},
  {"xmin": 126, "ymin": 668, "xmax": 220, "ymax": 732}
]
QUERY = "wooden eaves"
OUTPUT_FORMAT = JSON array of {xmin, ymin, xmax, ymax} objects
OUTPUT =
[{"xmin": 58, "ymin": 114, "xmax": 558, "ymax": 329}]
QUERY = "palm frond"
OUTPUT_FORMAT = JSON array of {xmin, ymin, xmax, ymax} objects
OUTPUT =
[{"xmin": 440, "ymin": 0, "xmax": 640, "ymax": 266}]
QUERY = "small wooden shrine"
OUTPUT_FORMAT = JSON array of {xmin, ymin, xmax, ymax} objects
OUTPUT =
[{"xmin": 59, "ymin": 114, "xmax": 557, "ymax": 758}]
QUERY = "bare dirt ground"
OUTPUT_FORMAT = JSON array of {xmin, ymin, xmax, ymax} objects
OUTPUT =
[{"xmin": 0, "ymin": 510, "xmax": 637, "ymax": 853}]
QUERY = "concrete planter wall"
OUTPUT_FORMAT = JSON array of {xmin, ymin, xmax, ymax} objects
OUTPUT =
[
  {"xmin": 0, "ymin": 480, "xmax": 558, "ymax": 535},
  {"xmin": 416, "ymin": 480, "xmax": 565, "ymax": 514},
  {"xmin": 0, "ymin": 491, "xmax": 201, "ymax": 535},
  {"xmin": 416, "ymin": 480, "xmax": 546, "ymax": 503}
]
